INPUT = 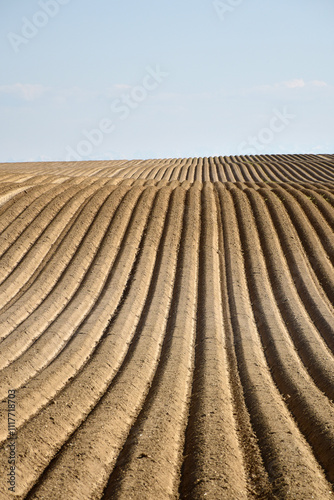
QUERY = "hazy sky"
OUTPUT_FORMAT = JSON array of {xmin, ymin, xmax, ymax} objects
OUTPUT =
[{"xmin": 1, "ymin": 0, "xmax": 333, "ymax": 161}]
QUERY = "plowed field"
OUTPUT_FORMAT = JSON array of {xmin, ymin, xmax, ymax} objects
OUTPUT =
[{"xmin": 0, "ymin": 154, "xmax": 333, "ymax": 499}]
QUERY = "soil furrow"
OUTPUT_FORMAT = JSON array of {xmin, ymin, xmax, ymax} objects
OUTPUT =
[
  {"xmin": 0, "ymin": 185, "xmax": 176, "ymax": 498},
  {"xmin": 0, "ymin": 186, "xmax": 145, "ymax": 400},
  {"xmin": 271, "ymin": 186, "xmax": 334, "ymax": 303},
  {"xmin": 255, "ymin": 187, "xmax": 334, "ymax": 353},
  {"xmin": 217, "ymin": 185, "xmax": 333, "ymax": 499},
  {"xmin": 232, "ymin": 187, "xmax": 334, "ymax": 484},
  {"xmin": 0, "ymin": 183, "xmax": 58, "ymax": 234},
  {"xmin": 0, "ymin": 156, "xmax": 333, "ymax": 499},
  {"xmin": 181, "ymin": 183, "xmax": 248, "ymax": 499},
  {"xmin": 244, "ymin": 187, "xmax": 334, "ymax": 392},
  {"xmin": 0, "ymin": 185, "xmax": 158, "ymax": 442},
  {"xmin": 0, "ymin": 183, "xmax": 128, "ymax": 357},
  {"xmin": 0, "ymin": 181, "xmax": 104, "ymax": 305},
  {"xmin": 102, "ymin": 183, "xmax": 199, "ymax": 499}
]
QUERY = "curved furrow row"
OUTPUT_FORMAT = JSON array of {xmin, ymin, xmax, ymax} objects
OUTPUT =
[
  {"xmin": 0, "ymin": 180, "xmax": 110, "ymax": 311},
  {"xmin": 306, "ymin": 153, "xmax": 334, "ymax": 168},
  {"xmin": 178, "ymin": 158, "xmax": 192, "ymax": 182},
  {"xmin": 184, "ymin": 158, "xmax": 195, "ymax": 182},
  {"xmin": 237, "ymin": 157, "xmax": 269, "ymax": 183},
  {"xmin": 206, "ymin": 157, "xmax": 217, "ymax": 182},
  {"xmin": 192, "ymin": 158, "xmax": 201, "ymax": 182},
  {"xmin": 0, "ymin": 185, "xmax": 145, "ymax": 385},
  {"xmin": 0, "ymin": 182, "xmax": 24, "ymax": 193},
  {"xmin": 242, "ymin": 187, "xmax": 334, "ymax": 397},
  {"xmin": 159, "ymin": 160, "xmax": 175, "ymax": 181},
  {"xmin": 290, "ymin": 156, "xmax": 334, "ymax": 182},
  {"xmin": 257, "ymin": 188, "xmax": 334, "ymax": 353},
  {"xmin": 108, "ymin": 163, "xmax": 137, "ymax": 179},
  {"xmin": 0, "ymin": 181, "xmax": 72, "ymax": 255},
  {"xmin": 103, "ymin": 183, "xmax": 200, "ymax": 499},
  {"xmin": 232, "ymin": 187, "xmax": 334, "ymax": 483},
  {"xmin": 255, "ymin": 156, "xmax": 298, "ymax": 183},
  {"xmin": 0, "ymin": 155, "xmax": 333, "ymax": 499},
  {"xmin": 256, "ymin": 160, "xmax": 285, "ymax": 182},
  {"xmin": 224, "ymin": 161, "xmax": 239, "ymax": 182},
  {"xmin": 8, "ymin": 175, "xmax": 50, "ymax": 184},
  {"xmin": 202, "ymin": 157, "xmax": 210, "ymax": 182},
  {"xmin": 288, "ymin": 180, "xmax": 334, "ymax": 198},
  {"xmin": 0, "ymin": 183, "xmax": 141, "ymax": 380},
  {"xmin": 148, "ymin": 164, "xmax": 167, "ymax": 181},
  {"xmin": 233, "ymin": 162, "xmax": 250, "ymax": 183},
  {"xmin": 0, "ymin": 185, "xmax": 17, "ymax": 200},
  {"xmin": 256, "ymin": 157, "xmax": 298, "ymax": 183},
  {"xmin": 216, "ymin": 184, "xmax": 333, "ymax": 499},
  {"xmin": 80, "ymin": 163, "xmax": 124, "ymax": 177},
  {"xmin": 249, "ymin": 187, "xmax": 334, "ymax": 353},
  {"xmin": 230, "ymin": 161, "xmax": 247, "ymax": 182},
  {"xmin": 0, "ymin": 183, "xmax": 59, "ymax": 234},
  {"xmin": 263, "ymin": 156, "xmax": 313, "ymax": 183},
  {"xmin": 180, "ymin": 183, "xmax": 248, "ymax": 499},
  {"xmin": 250, "ymin": 159, "xmax": 273, "ymax": 183},
  {"xmin": 236, "ymin": 160, "xmax": 260, "ymax": 183},
  {"xmin": 160, "ymin": 161, "xmax": 178, "ymax": 180},
  {"xmin": 134, "ymin": 163, "xmax": 158, "ymax": 180},
  {"xmin": 127, "ymin": 162, "xmax": 151, "ymax": 179},
  {"xmin": 101, "ymin": 162, "xmax": 128, "ymax": 178},
  {"xmin": 215, "ymin": 185, "xmax": 273, "ymax": 499},
  {"xmin": 271, "ymin": 186, "xmax": 334, "ymax": 304},
  {"xmin": 164, "ymin": 159, "xmax": 181, "ymax": 181},
  {"xmin": 0, "ymin": 184, "xmax": 177, "ymax": 498},
  {"xmin": 304, "ymin": 184, "xmax": 334, "ymax": 200},
  {"xmin": 61, "ymin": 163, "xmax": 103, "ymax": 177},
  {"xmin": 291, "ymin": 157, "xmax": 334, "ymax": 182},
  {"xmin": 0, "ymin": 182, "xmax": 129, "ymax": 347},
  {"xmin": 233, "ymin": 162, "xmax": 255, "ymax": 183},
  {"xmin": 0, "ymin": 184, "xmax": 36, "ymax": 208},
  {"xmin": 140, "ymin": 160, "xmax": 169, "ymax": 179},
  {"xmin": 136, "ymin": 161, "xmax": 160, "ymax": 181},
  {"xmin": 153, "ymin": 161, "xmax": 175, "ymax": 181},
  {"xmin": 282, "ymin": 184, "xmax": 334, "ymax": 258},
  {"xmin": 159, "ymin": 164, "xmax": 171, "ymax": 181},
  {"xmin": 0, "ymin": 179, "xmax": 96, "ymax": 255},
  {"xmin": 0, "ymin": 180, "xmax": 107, "ymax": 287},
  {"xmin": 0, "ymin": 182, "xmax": 119, "ymax": 316},
  {"xmin": 214, "ymin": 157, "xmax": 226, "ymax": 182},
  {"xmin": 0, "ymin": 175, "xmax": 33, "ymax": 185},
  {"xmin": 275, "ymin": 157, "xmax": 331, "ymax": 183},
  {"xmin": 0, "ymin": 173, "xmax": 22, "ymax": 182},
  {"xmin": 109, "ymin": 164, "xmax": 136, "ymax": 179},
  {"xmin": 169, "ymin": 159, "xmax": 185, "ymax": 181},
  {"xmin": 0, "ymin": 184, "xmax": 158, "ymax": 444},
  {"xmin": 235, "ymin": 162, "xmax": 254, "ymax": 183}
]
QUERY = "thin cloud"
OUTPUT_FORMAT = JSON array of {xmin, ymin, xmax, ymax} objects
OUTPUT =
[
  {"xmin": 310, "ymin": 80, "xmax": 328, "ymax": 87},
  {"xmin": 0, "ymin": 84, "xmax": 101, "ymax": 104},
  {"xmin": 284, "ymin": 78, "xmax": 306, "ymax": 88},
  {"xmin": 251, "ymin": 79, "xmax": 329, "ymax": 92},
  {"xmin": 113, "ymin": 84, "xmax": 132, "ymax": 90},
  {"xmin": 0, "ymin": 83, "xmax": 47, "ymax": 101}
]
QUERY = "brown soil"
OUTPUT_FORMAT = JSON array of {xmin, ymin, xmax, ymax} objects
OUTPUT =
[{"xmin": 0, "ymin": 154, "xmax": 333, "ymax": 499}]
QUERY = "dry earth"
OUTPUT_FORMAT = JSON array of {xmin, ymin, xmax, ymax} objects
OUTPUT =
[{"xmin": 0, "ymin": 154, "xmax": 333, "ymax": 499}]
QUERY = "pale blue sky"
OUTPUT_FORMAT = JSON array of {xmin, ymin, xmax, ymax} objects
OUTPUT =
[{"xmin": 0, "ymin": 0, "xmax": 333, "ymax": 161}]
